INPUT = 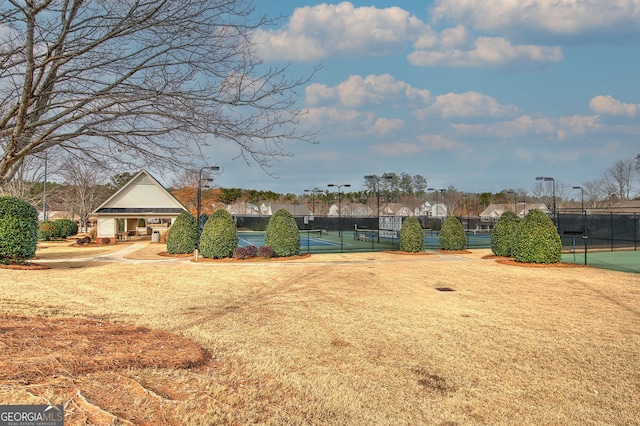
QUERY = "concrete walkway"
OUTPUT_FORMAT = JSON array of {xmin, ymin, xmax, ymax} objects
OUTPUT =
[{"xmin": 39, "ymin": 241, "xmax": 184, "ymax": 265}]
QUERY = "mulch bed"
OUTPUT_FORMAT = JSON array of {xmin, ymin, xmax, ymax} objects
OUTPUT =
[
  {"xmin": 386, "ymin": 250, "xmax": 436, "ymax": 256},
  {"xmin": 0, "ymin": 315, "xmax": 209, "ymax": 384},
  {"xmin": 191, "ymin": 253, "xmax": 312, "ymax": 262},
  {"xmin": 158, "ymin": 251, "xmax": 193, "ymax": 258},
  {"xmin": 438, "ymin": 249, "xmax": 473, "ymax": 254},
  {"xmin": 0, "ymin": 262, "xmax": 50, "ymax": 270},
  {"xmin": 495, "ymin": 258, "xmax": 583, "ymax": 268}
]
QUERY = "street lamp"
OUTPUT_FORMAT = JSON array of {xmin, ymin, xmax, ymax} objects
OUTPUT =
[
  {"xmin": 439, "ymin": 189, "xmax": 447, "ymax": 218},
  {"xmin": 304, "ymin": 188, "xmax": 321, "ymax": 216},
  {"xmin": 536, "ymin": 176, "xmax": 556, "ymax": 225},
  {"xmin": 197, "ymin": 166, "xmax": 220, "ymax": 232},
  {"xmin": 365, "ymin": 174, "xmax": 393, "ymax": 216},
  {"xmin": 328, "ymin": 183, "xmax": 350, "ymax": 252},
  {"xmin": 573, "ymin": 186, "xmax": 587, "ymax": 265}
]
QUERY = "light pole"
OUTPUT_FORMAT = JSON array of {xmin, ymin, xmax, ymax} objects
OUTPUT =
[
  {"xmin": 304, "ymin": 188, "xmax": 322, "ymax": 216},
  {"xmin": 197, "ymin": 166, "xmax": 220, "ymax": 232},
  {"xmin": 573, "ymin": 186, "xmax": 587, "ymax": 265},
  {"xmin": 536, "ymin": 176, "xmax": 556, "ymax": 226},
  {"xmin": 462, "ymin": 194, "xmax": 469, "ymax": 248},
  {"xmin": 439, "ymin": 189, "xmax": 447, "ymax": 218},
  {"xmin": 328, "ymin": 183, "xmax": 350, "ymax": 252},
  {"xmin": 365, "ymin": 174, "xmax": 392, "ymax": 245}
]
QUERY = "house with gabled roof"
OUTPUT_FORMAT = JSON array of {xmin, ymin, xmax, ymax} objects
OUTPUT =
[
  {"xmin": 264, "ymin": 203, "xmax": 311, "ymax": 216},
  {"xmin": 91, "ymin": 170, "xmax": 187, "ymax": 244}
]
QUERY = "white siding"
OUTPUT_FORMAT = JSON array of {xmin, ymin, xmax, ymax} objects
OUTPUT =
[{"xmin": 97, "ymin": 218, "xmax": 116, "ymax": 237}]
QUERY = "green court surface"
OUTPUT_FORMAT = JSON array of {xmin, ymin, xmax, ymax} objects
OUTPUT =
[
  {"xmin": 562, "ymin": 250, "xmax": 640, "ymax": 274},
  {"xmin": 237, "ymin": 230, "xmax": 400, "ymax": 253},
  {"xmin": 237, "ymin": 230, "xmax": 493, "ymax": 253}
]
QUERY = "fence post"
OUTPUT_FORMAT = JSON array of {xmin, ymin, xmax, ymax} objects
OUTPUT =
[{"xmin": 610, "ymin": 212, "xmax": 614, "ymax": 252}]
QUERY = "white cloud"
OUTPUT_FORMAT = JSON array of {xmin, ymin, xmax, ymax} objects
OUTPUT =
[
  {"xmin": 431, "ymin": 0, "xmax": 640, "ymax": 42},
  {"xmin": 371, "ymin": 142, "xmax": 423, "ymax": 157},
  {"xmin": 416, "ymin": 134, "xmax": 459, "ymax": 150},
  {"xmin": 254, "ymin": 2, "xmax": 567, "ymax": 70},
  {"xmin": 408, "ymin": 36, "xmax": 562, "ymax": 68},
  {"xmin": 589, "ymin": 95, "xmax": 639, "ymax": 117},
  {"xmin": 415, "ymin": 91, "xmax": 519, "ymax": 118},
  {"xmin": 254, "ymin": 2, "xmax": 426, "ymax": 61},
  {"xmin": 452, "ymin": 114, "xmax": 600, "ymax": 139},
  {"xmin": 371, "ymin": 118, "xmax": 405, "ymax": 137},
  {"xmin": 306, "ymin": 74, "xmax": 431, "ymax": 108}
]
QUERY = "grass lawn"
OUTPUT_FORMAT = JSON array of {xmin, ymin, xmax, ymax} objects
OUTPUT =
[{"xmin": 1, "ymin": 243, "xmax": 639, "ymax": 425}]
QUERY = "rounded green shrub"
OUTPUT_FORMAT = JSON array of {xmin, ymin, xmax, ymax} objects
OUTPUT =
[
  {"xmin": 265, "ymin": 209, "xmax": 300, "ymax": 257},
  {"xmin": 38, "ymin": 220, "xmax": 58, "ymax": 241},
  {"xmin": 439, "ymin": 216, "xmax": 466, "ymax": 251},
  {"xmin": 199, "ymin": 209, "xmax": 238, "ymax": 259},
  {"xmin": 512, "ymin": 209, "xmax": 561, "ymax": 264},
  {"xmin": 399, "ymin": 217, "xmax": 424, "ymax": 252},
  {"xmin": 491, "ymin": 211, "xmax": 520, "ymax": 257},
  {"xmin": 0, "ymin": 196, "xmax": 39, "ymax": 264},
  {"xmin": 56, "ymin": 219, "xmax": 78, "ymax": 239},
  {"xmin": 167, "ymin": 211, "xmax": 199, "ymax": 254}
]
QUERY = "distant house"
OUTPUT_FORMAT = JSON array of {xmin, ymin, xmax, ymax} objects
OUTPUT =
[
  {"xmin": 227, "ymin": 201, "xmax": 260, "ymax": 216},
  {"xmin": 264, "ymin": 203, "xmax": 312, "ymax": 216},
  {"xmin": 480, "ymin": 203, "xmax": 550, "ymax": 223},
  {"xmin": 91, "ymin": 170, "xmax": 187, "ymax": 244},
  {"xmin": 413, "ymin": 201, "xmax": 433, "ymax": 217},
  {"xmin": 380, "ymin": 203, "xmax": 413, "ymax": 217},
  {"xmin": 328, "ymin": 203, "xmax": 372, "ymax": 217}
]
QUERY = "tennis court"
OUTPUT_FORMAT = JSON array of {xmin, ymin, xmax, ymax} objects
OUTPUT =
[
  {"xmin": 237, "ymin": 230, "xmax": 493, "ymax": 253},
  {"xmin": 562, "ymin": 250, "xmax": 640, "ymax": 274}
]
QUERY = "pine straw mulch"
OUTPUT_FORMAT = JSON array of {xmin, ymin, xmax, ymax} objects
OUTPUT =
[
  {"xmin": 481, "ymin": 254, "xmax": 584, "ymax": 268},
  {"xmin": 158, "ymin": 251, "xmax": 313, "ymax": 262},
  {"xmin": 0, "ymin": 262, "xmax": 50, "ymax": 270},
  {"xmin": 0, "ymin": 315, "xmax": 209, "ymax": 425}
]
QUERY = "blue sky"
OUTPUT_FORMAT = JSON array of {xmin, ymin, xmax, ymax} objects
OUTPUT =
[{"xmin": 207, "ymin": 0, "xmax": 640, "ymax": 196}]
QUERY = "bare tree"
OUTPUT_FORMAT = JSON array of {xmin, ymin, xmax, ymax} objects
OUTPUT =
[
  {"xmin": 604, "ymin": 159, "xmax": 635, "ymax": 200},
  {"xmin": 58, "ymin": 158, "xmax": 110, "ymax": 232},
  {"xmin": 582, "ymin": 178, "xmax": 608, "ymax": 208},
  {"xmin": 0, "ymin": 0, "xmax": 316, "ymax": 186}
]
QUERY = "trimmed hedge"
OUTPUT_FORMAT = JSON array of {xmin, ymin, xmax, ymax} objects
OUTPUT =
[
  {"xmin": 399, "ymin": 217, "xmax": 424, "ymax": 252},
  {"xmin": 38, "ymin": 219, "xmax": 78, "ymax": 241},
  {"xmin": 491, "ymin": 211, "xmax": 520, "ymax": 257},
  {"xmin": 166, "ymin": 211, "xmax": 199, "ymax": 254},
  {"xmin": 199, "ymin": 209, "xmax": 238, "ymax": 259},
  {"xmin": 265, "ymin": 209, "xmax": 300, "ymax": 257},
  {"xmin": 56, "ymin": 219, "xmax": 78, "ymax": 239},
  {"xmin": 38, "ymin": 220, "xmax": 58, "ymax": 241},
  {"xmin": 0, "ymin": 196, "xmax": 39, "ymax": 264},
  {"xmin": 439, "ymin": 216, "xmax": 466, "ymax": 251},
  {"xmin": 512, "ymin": 209, "xmax": 562, "ymax": 264}
]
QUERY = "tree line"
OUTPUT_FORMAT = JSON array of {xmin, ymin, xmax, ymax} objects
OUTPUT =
[{"xmin": 1, "ymin": 154, "xmax": 638, "ymax": 221}]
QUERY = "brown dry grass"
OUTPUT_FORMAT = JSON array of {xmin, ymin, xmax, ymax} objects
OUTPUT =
[{"xmin": 1, "ymin": 244, "xmax": 639, "ymax": 425}]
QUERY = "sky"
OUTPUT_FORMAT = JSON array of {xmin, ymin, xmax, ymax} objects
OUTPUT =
[{"xmin": 205, "ymin": 0, "xmax": 640, "ymax": 196}]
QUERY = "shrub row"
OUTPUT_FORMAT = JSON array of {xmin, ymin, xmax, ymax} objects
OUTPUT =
[
  {"xmin": 166, "ymin": 209, "xmax": 298, "ymax": 259},
  {"xmin": 38, "ymin": 218, "xmax": 78, "ymax": 241},
  {"xmin": 491, "ymin": 209, "xmax": 561, "ymax": 264}
]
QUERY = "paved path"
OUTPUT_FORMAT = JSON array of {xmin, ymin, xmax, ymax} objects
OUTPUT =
[{"xmin": 39, "ymin": 241, "xmax": 183, "ymax": 264}]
